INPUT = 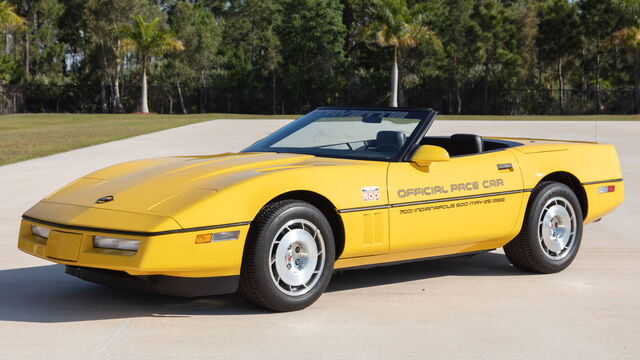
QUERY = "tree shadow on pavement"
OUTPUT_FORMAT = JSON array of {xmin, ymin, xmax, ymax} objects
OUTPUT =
[{"xmin": 0, "ymin": 252, "xmax": 524, "ymax": 323}]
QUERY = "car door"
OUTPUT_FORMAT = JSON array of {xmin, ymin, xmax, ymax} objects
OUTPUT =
[{"xmin": 387, "ymin": 149, "xmax": 524, "ymax": 252}]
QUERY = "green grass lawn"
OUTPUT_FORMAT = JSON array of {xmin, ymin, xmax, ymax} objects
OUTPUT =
[
  {"xmin": 0, "ymin": 112, "xmax": 638, "ymax": 166},
  {"xmin": 0, "ymin": 113, "xmax": 297, "ymax": 166}
]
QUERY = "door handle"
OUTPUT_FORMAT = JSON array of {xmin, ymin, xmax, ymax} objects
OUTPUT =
[{"xmin": 497, "ymin": 163, "xmax": 513, "ymax": 171}]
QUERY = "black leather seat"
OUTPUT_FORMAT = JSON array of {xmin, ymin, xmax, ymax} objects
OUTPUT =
[
  {"xmin": 449, "ymin": 133, "xmax": 484, "ymax": 156},
  {"xmin": 375, "ymin": 131, "xmax": 407, "ymax": 153}
]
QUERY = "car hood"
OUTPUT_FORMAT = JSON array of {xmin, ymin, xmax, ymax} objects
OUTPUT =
[{"xmin": 42, "ymin": 152, "xmax": 317, "ymax": 216}]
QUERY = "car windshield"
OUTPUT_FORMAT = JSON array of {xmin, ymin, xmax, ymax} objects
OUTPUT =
[{"xmin": 242, "ymin": 108, "xmax": 431, "ymax": 161}]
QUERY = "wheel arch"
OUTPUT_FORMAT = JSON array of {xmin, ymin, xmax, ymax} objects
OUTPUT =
[
  {"xmin": 535, "ymin": 171, "xmax": 588, "ymax": 219},
  {"xmin": 258, "ymin": 190, "xmax": 346, "ymax": 259}
]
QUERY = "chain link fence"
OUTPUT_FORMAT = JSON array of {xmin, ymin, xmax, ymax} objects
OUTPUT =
[{"xmin": 1, "ymin": 84, "xmax": 637, "ymax": 115}]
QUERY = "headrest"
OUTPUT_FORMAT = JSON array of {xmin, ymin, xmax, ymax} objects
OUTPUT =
[
  {"xmin": 376, "ymin": 131, "xmax": 407, "ymax": 152},
  {"xmin": 450, "ymin": 133, "xmax": 483, "ymax": 154}
]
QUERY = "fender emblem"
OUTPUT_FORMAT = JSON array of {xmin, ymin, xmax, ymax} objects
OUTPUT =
[{"xmin": 96, "ymin": 195, "xmax": 115, "ymax": 204}]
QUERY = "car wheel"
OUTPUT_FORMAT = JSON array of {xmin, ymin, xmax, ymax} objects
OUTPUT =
[
  {"xmin": 238, "ymin": 200, "xmax": 335, "ymax": 311},
  {"xmin": 504, "ymin": 181, "xmax": 583, "ymax": 273}
]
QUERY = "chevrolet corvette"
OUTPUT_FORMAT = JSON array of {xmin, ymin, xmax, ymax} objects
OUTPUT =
[{"xmin": 18, "ymin": 107, "xmax": 624, "ymax": 311}]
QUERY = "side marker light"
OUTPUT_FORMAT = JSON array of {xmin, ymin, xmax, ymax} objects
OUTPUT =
[
  {"xmin": 195, "ymin": 234, "xmax": 213, "ymax": 244},
  {"xmin": 598, "ymin": 185, "xmax": 615, "ymax": 194}
]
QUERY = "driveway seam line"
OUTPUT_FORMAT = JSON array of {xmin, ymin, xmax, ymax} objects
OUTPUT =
[{"xmin": 92, "ymin": 318, "xmax": 132, "ymax": 360}]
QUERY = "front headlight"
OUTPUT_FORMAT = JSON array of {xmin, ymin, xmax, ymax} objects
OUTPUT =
[
  {"xmin": 93, "ymin": 236, "xmax": 140, "ymax": 251},
  {"xmin": 31, "ymin": 225, "xmax": 50, "ymax": 239}
]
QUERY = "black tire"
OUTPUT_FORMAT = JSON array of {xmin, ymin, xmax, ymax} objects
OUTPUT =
[
  {"xmin": 238, "ymin": 200, "xmax": 335, "ymax": 312},
  {"xmin": 504, "ymin": 182, "xmax": 583, "ymax": 274}
]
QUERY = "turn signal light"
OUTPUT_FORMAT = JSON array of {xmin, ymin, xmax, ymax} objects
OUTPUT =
[
  {"xmin": 195, "ymin": 234, "xmax": 212, "ymax": 244},
  {"xmin": 31, "ymin": 225, "xmax": 50, "ymax": 239},
  {"xmin": 94, "ymin": 236, "xmax": 140, "ymax": 251},
  {"xmin": 598, "ymin": 185, "xmax": 615, "ymax": 194},
  {"xmin": 195, "ymin": 231, "xmax": 240, "ymax": 244}
]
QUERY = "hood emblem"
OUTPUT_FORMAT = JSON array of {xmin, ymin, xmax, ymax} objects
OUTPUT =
[{"xmin": 96, "ymin": 195, "xmax": 115, "ymax": 204}]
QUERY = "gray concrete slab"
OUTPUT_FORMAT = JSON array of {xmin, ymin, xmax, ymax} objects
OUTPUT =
[{"xmin": 0, "ymin": 119, "xmax": 638, "ymax": 360}]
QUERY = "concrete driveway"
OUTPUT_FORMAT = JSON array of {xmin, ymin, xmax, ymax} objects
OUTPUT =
[{"xmin": 0, "ymin": 119, "xmax": 638, "ymax": 360}]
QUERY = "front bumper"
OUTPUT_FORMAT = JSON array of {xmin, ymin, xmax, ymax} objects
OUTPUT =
[
  {"xmin": 18, "ymin": 217, "xmax": 250, "ymax": 279},
  {"xmin": 66, "ymin": 266, "xmax": 239, "ymax": 297}
]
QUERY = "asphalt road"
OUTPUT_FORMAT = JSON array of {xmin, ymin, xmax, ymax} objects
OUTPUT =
[{"xmin": 0, "ymin": 119, "xmax": 638, "ymax": 360}]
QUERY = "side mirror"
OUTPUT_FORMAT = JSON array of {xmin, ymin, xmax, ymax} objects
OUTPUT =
[{"xmin": 411, "ymin": 145, "xmax": 450, "ymax": 167}]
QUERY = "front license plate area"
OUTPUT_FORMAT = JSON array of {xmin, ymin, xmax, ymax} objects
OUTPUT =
[{"xmin": 45, "ymin": 231, "xmax": 83, "ymax": 261}]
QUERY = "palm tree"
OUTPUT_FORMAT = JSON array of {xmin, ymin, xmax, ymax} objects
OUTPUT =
[
  {"xmin": 122, "ymin": 16, "xmax": 183, "ymax": 113},
  {"xmin": 0, "ymin": 1, "xmax": 23, "ymax": 92},
  {"xmin": 0, "ymin": 1, "xmax": 24, "ymax": 30},
  {"xmin": 362, "ymin": 0, "xmax": 440, "ymax": 107},
  {"xmin": 611, "ymin": 27, "xmax": 640, "ymax": 112}
]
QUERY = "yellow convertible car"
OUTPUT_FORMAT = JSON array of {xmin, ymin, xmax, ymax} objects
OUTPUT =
[{"xmin": 18, "ymin": 107, "xmax": 624, "ymax": 311}]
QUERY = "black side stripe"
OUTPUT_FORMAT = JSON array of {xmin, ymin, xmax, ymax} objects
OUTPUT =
[
  {"xmin": 581, "ymin": 178, "xmax": 623, "ymax": 186},
  {"xmin": 338, "ymin": 205, "xmax": 391, "ymax": 213},
  {"xmin": 338, "ymin": 189, "xmax": 532, "ymax": 214},
  {"xmin": 22, "ymin": 215, "xmax": 251, "ymax": 237}
]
